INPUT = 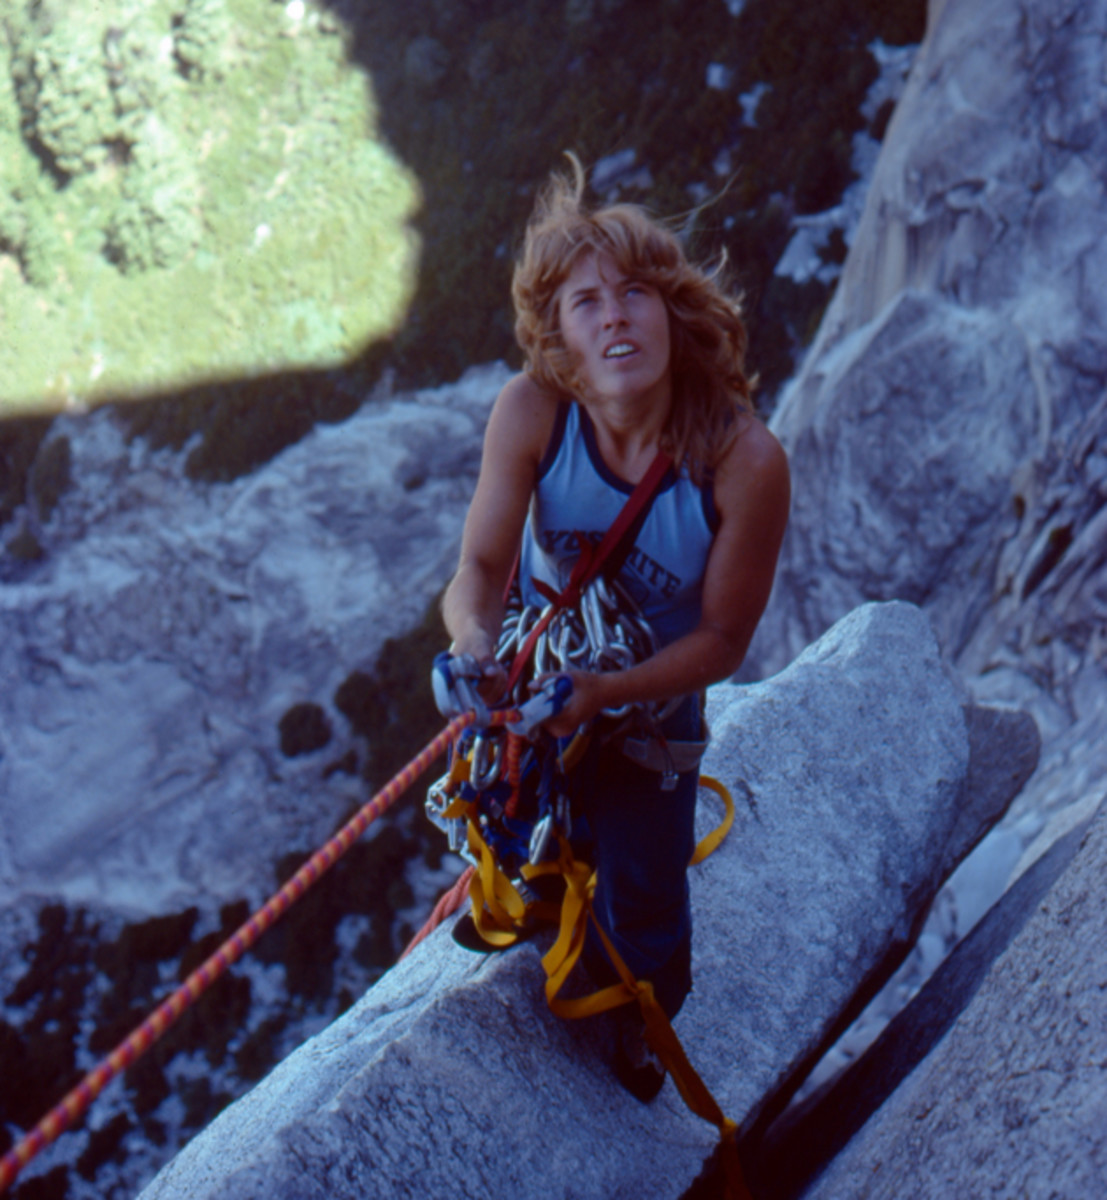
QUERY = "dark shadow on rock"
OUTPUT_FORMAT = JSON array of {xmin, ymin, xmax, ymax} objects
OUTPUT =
[
  {"xmin": 748, "ymin": 705, "xmax": 1039, "ymax": 1142},
  {"xmin": 743, "ymin": 806, "xmax": 1095, "ymax": 1200},
  {"xmin": 680, "ymin": 703, "xmax": 1041, "ymax": 1200}
]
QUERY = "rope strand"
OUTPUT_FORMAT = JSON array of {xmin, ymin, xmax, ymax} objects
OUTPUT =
[{"xmin": 0, "ymin": 708, "xmax": 512, "ymax": 1197}]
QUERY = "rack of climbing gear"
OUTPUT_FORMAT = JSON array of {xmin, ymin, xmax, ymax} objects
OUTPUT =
[
  {"xmin": 496, "ymin": 572, "xmax": 671, "ymax": 715},
  {"xmin": 426, "ymin": 571, "xmax": 673, "ymax": 873}
]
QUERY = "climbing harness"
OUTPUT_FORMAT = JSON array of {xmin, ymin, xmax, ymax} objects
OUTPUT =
[
  {"xmin": 421, "ymin": 449, "xmax": 751, "ymax": 1199},
  {"xmin": 423, "ymin": 667, "xmax": 748, "ymax": 1195},
  {"xmin": 425, "ymin": 570, "xmax": 692, "ymax": 924}
]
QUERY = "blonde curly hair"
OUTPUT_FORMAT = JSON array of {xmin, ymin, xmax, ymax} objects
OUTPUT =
[{"xmin": 512, "ymin": 156, "xmax": 754, "ymax": 484}]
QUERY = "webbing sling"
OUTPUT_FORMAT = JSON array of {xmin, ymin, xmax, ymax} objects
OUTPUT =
[{"xmin": 538, "ymin": 778, "xmax": 748, "ymax": 1199}]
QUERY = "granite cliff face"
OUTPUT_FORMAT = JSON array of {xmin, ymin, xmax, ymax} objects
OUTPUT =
[
  {"xmin": 135, "ymin": 0, "xmax": 1107, "ymax": 1192},
  {"xmin": 0, "ymin": 364, "xmax": 508, "ymax": 915},
  {"xmin": 4, "ymin": 0, "xmax": 1105, "ymax": 1195},
  {"xmin": 738, "ymin": 0, "xmax": 1107, "ymax": 1191},
  {"xmin": 0, "ymin": 367, "xmax": 509, "ymax": 1198},
  {"xmin": 744, "ymin": 0, "xmax": 1107, "ymax": 923},
  {"xmin": 753, "ymin": 0, "xmax": 1107, "ymax": 707}
]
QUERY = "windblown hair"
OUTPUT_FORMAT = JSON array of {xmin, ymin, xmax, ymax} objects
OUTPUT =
[{"xmin": 512, "ymin": 155, "xmax": 754, "ymax": 484}]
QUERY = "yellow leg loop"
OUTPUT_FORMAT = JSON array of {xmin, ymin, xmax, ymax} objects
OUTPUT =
[
  {"xmin": 465, "ymin": 820, "xmax": 527, "ymax": 947},
  {"xmin": 690, "ymin": 774, "xmax": 735, "ymax": 865},
  {"xmin": 455, "ymin": 774, "xmax": 748, "ymax": 1198}
]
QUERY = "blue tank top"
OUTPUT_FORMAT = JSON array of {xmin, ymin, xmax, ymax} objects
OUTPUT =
[{"xmin": 518, "ymin": 403, "xmax": 718, "ymax": 647}]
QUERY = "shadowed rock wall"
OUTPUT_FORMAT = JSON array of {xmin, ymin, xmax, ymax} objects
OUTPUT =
[{"xmin": 802, "ymin": 797, "xmax": 1107, "ymax": 1199}]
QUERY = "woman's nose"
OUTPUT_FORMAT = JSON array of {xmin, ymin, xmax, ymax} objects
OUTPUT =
[{"xmin": 601, "ymin": 293, "xmax": 627, "ymax": 326}]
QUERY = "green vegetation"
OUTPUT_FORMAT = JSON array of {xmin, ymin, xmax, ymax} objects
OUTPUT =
[
  {"xmin": 0, "ymin": 0, "xmax": 925, "ymax": 491},
  {"xmin": 0, "ymin": 0, "xmax": 419, "ymax": 414},
  {"xmin": 174, "ymin": 0, "xmax": 233, "ymax": 80}
]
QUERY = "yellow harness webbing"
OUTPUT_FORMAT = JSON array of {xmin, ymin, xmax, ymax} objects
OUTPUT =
[{"xmin": 464, "ymin": 774, "xmax": 750, "ymax": 1200}]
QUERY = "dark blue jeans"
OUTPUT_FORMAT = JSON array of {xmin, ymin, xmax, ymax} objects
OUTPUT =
[{"xmin": 568, "ymin": 695, "xmax": 702, "ymax": 1019}]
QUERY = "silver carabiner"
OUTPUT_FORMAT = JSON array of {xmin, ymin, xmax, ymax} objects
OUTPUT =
[
  {"xmin": 565, "ymin": 622, "xmax": 590, "ymax": 663},
  {"xmin": 555, "ymin": 617, "xmax": 580, "ymax": 672},
  {"xmin": 470, "ymin": 733, "xmax": 503, "ymax": 790},
  {"xmin": 518, "ymin": 604, "xmax": 540, "ymax": 637},
  {"xmin": 533, "ymin": 629, "xmax": 548, "ymax": 678},
  {"xmin": 581, "ymin": 583, "xmax": 606, "ymax": 656},
  {"xmin": 496, "ymin": 612, "xmax": 520, "ymax": 657},
  {"xmin": 555, "ymin": 791, "xmax": 573, "ymax": 842},
  {"xmin": 528, "ymin": 812, "xmax": 554, "ymax": 864}
]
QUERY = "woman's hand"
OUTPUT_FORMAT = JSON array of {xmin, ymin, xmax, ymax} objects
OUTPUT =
[
  {"xmin": 446, "ymin": 636, "xmax": 510, "ymax": 709},
  {"xmin": 532, "ymin": 669, "xmax": 611, "ymax": 738}
]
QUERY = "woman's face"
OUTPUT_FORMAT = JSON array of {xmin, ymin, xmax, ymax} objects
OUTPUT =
[{"xmin": 555, "ymin": 251, "xmax": 672, "ymax": 411}]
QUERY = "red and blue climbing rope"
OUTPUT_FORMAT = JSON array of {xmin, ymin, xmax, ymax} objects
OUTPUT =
[{"xmin": 0, "ymin": 707, "xmax": 509, "ymax": 1196}]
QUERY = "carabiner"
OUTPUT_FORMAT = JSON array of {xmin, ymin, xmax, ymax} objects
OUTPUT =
[{"xmin": 470, "ymin": 733, "xmax": 503, "ymax": 790}]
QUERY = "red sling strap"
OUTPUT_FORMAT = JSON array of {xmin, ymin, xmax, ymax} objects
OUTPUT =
[{"xmin": 504, "ymin": 449, "xmax": 672, "ymax": 695}]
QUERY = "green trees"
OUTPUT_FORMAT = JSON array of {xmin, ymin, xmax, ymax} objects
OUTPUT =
[
  {"xmin": 5, "ymin": 4, "xmax": 211, "ymax": 274},
  {"xmin": 0, "ymin": 0, "xmax": 417, "ymax": 413},
  {"xmin": 106, "ymin": 117, "xmax": 202, "ymax": 274},
  {"xmin": 174, "ymin": 0, "xmax": 232, "ymax": 80}
]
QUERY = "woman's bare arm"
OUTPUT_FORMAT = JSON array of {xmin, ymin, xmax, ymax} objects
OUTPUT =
[{"xmin": 442, "ymin": 374, "xmax": 558, "ymax": 671}]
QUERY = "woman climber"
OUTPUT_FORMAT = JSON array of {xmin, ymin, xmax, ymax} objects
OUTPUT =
[{"xmin": 435, "ymin": 156, "xmax": 790, "ymax": 1100}]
